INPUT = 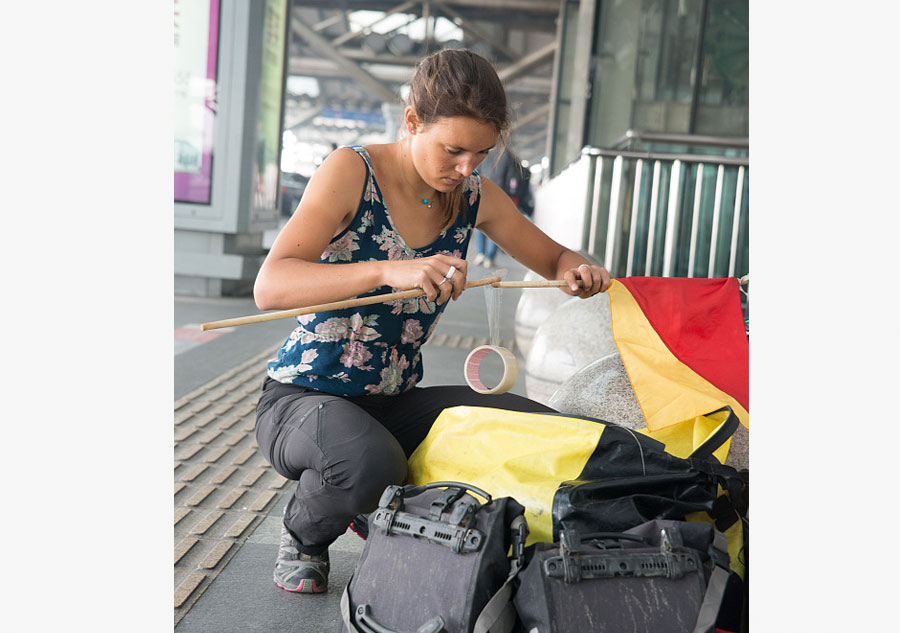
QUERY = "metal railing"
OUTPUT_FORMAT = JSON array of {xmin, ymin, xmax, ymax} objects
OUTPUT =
[
  {"xmin": 579, "ymin": 143, "xmax": 749, "ymax": 280},
  {"xmin": 609, "ymin": 129, "xmax": 749, "ymax": 151}
]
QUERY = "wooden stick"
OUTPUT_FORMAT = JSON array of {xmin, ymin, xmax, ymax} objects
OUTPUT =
[
  {"xmin": 200, "ymin": 276, "xmax": 503, "ymax": 331},
  {"xmin": 492, "ymin": 279, "xmax": 579, "ymax": 288}
]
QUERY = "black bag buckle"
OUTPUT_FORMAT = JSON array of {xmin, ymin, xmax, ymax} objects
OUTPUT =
[
  {"xmin": 372, "ymin": 507, "xmax": 484, "ymax": 554},
  {"xmin": 378, "ymin": 485, "xmax": 406, "ymax": 511},
  {"xmin": 544, "ymin": 550, "xmax": 702, "ymax": 582},
  {"xmin": 511, "ymin": 515, "xmax": 529, "ymax": 566},
  {"xmin": 545, "ymin": 525, "xmax": 701, "ymax": 583},
  {"xmin": 429, "ymin": 487, "xmax": 466, "ymax": 521}
]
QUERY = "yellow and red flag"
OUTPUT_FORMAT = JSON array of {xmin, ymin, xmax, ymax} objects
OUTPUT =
[{"xmin": 609, "ymin": 277, "xmax": 749, "ymax": 459}]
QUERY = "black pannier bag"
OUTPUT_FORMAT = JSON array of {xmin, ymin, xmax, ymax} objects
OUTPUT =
[
  {"xmin": 340, "ymin": 481, "xmax": 529, "ymax": 633},
  {"xmin": 551, "ymin": 408, "xmax": 748, "ymax": 578},
  {"xmin": 548, "ymin": 409, "xmax": 749, "ymax": 631},
  {"xmin": 513, "ymin": 520, "xmax": 741, "ymax": 633}
]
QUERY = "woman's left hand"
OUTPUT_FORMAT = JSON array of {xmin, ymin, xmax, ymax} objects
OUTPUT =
[{"xmin": 563, "ymin": 263, "xmax": 611, "ymax": 298}]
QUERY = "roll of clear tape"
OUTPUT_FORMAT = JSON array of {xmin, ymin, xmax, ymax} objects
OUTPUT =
[{"xmin": 464, "ymin": 345, "xmax": 519, "ymax": 394}]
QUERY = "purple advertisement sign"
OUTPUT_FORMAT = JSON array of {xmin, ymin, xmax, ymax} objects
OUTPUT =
[{"xmin": 174, "ymin": 0, "xmax": 220, "ymax": 204}]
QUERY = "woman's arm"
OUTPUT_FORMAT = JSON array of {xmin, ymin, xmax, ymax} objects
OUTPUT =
[
  {"xmin": 254, "ymin": 148, "xmax": 468, "ymax": 311},
  {"xmin": 475, "ymin": 177, "xmax": 611, "ymax": 297}
]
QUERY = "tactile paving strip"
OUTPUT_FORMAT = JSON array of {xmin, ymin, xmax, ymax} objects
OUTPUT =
[
  {"xmin": 174, "ymin": 344, "xmax": 285, "ymax": 625},
  {"xmin": 427, "ymin": 334, "xmax": 515, "ymax": 351},
  {"xmin": 172, "ymin": 332, "xmax": 510, "ymax": 624}
]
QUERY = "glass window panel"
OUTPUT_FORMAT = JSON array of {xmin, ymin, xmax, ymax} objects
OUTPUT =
[
  {"xmin": 634, "ymin": 0, "xmax": 702, "ymax": 104},
  {"xmin": 695, "ymin": 0, "xmax": 748, "ymax": 135},
  {"xmin": 698, "ymin": 0, "xmax": 748, "ymax": 107}
]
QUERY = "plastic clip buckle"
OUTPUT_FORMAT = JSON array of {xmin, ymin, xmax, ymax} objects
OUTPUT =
[
  {"xmin": 557, "ymin": 529, "xmax": 582, "ymax": 583},
  {"xmin": 512, "ymin": 516, "xmax": 529, "ymax": 567},
  {"xmin": 378, "ymin": 485, "xmax": 405, "ymax": 511}
]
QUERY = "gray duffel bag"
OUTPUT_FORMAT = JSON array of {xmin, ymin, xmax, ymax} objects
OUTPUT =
[{"xmin": 340, "ymin": 481, "xmax": 528, "ymax": 633}]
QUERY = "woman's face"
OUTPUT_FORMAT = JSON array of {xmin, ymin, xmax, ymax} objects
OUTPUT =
[{"xmin": 408, "ymin": 114, "xmax": 499, "ymax": 192}]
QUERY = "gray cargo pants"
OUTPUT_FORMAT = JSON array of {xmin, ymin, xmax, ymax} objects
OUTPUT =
[{"xmin": 255, "ymin": 376, "xmax": 555, "ymax": 554}]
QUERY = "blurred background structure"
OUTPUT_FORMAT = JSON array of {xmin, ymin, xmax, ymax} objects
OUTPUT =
[{"xmin": 174, "ymin": 0, "xmax": 748, "ymax": 295}]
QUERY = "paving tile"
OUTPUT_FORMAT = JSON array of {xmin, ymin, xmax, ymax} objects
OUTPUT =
[
  {"xmin": 429, "ymin": 333, "xmax": 448, "ymax": 346},
  {"xmin": 197, "ymin": 429, "xmax": 223, "ymax": 445},
  {"xmin": 174, "ymin": 536, "xmax": 199, "ymax": 564},
  {"xmin": 209, "ymin": 465, "xmax": 237, "ymax": 485},
  {"xmin": 185, "ymin": 484, "xmax": 217, "ymax": 507},
  {"xmin": 232, "ymin": 447, "xmax": 257, "ymax": 466},
  {"xmin": 222, "ymin": 391, "xmax": 248, "ymax": 404},
  {"xmin": 224, "ymin": 513, "xmax": 257, "ymax": 539},
  {"xmin": 175, "ymin": 444, "xmax": 204, "ymax": 461},
  {"xmin": 269, "ymin": 475, "xmax": 290, "ymax": 490},
  {"xmin": 249, "ymin": 489, "xmax": 278, "ymax": 512},
  {"xmin": 174, "ymin": 571, "xmax": 206, "ymax": 608},
  {"xmin": 224, "ymin": 432, "xmax": 249, "ymax": 447},
  {"xmin": 239, "ymin": 468, "xmax": 266, "ymax": 487},
  {"xmin": 190, "ymin": 400, "xmax": 212, "ymax": 414},
  {"xmin": 220, "ymin": 367, "xmax": 242, "ymax": 381},
  {"xmin": 174, "ymin": 507, "xmax": 191, "ymax": 525},
  {"xmin": 212, "ymin": 402, "xmax": 234, "ymax": 415},
  {"xmin": 236, "ymin": 402, "xmax": 257, "ymax": 417},
  {"xmin": 216, "ymin": 488, "xmax": 246, "ymax": 510},
  {"xmin": 192, "ymin": 411, "xmax": 218, "ymax": 428},
  {"xmin": 216, "ymin": 379, "xmax": 243, "ymax": 395},
  {"xmin": 174, "ymin": 482, "xmax": 186, "ymax": 496},
  {"xmin": 205, "ymin": 387, "xmax": 230, "ymax": 400},
  {"xmin": 174, "ymin": 409, "xmax": 196, "ymax": 425},
  {"xmin": 203, "ymin": 445, "xmax": 230, "ymax": 463},
  {"xmin": 175, "ymin": 386, "xmax": 208, "ymax": 409},
  {"xmin": 174, "ymin": 426, "xmax": 198, "ymax": 442},
  {"xmin": 179, "ymin": 464, "xmax": 209, "ymax": 482},
  {"xmin": 199, "ymin": 540, "xmax": 233, "ymax": 569},
  {"xmin": 189, "ymin": 510, "xmax": 225, "ymax": 535},
  {"xmin": 217, "ymin": 413, "xmax": 242, "ymax": 430}
]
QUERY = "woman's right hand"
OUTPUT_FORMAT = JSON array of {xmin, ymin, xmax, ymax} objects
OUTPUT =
[{"xmin": 380, "ymin": 254, "xmax": 468, "ymax": 305}]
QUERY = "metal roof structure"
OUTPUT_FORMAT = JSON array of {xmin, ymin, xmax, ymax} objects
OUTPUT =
[{"xmin": 284, "ymin": 0, "xmax": 561, "ymax": 170}]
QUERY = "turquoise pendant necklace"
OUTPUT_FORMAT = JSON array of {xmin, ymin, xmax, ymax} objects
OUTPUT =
[{"xmin": 399, "ymin": 144, "xmax": 434, "ymax": 208}]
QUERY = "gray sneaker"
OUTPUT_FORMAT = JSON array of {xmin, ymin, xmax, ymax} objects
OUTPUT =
[{"xmin": 273, "ymin": 522, "xmax": 329, "ymax": 593}]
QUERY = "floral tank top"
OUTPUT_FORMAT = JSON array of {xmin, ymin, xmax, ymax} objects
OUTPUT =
[{"xmin": 266, "ymin": 145, "xmax": 482, "ymax": 396}]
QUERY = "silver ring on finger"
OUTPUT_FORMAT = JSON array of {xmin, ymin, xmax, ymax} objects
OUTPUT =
[
  {"xmin": 438, "ymin": 277, "xmax": 448, "ymax": 285},
  {"xmin": 444, "ymin": 265, "xmax": 457, "ymax": 280}
]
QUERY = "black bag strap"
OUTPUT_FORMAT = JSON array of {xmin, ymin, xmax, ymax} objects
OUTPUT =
[
  {"xmin": 391, "ymin": 481, "xmax": 493, "ymax": 506},
  {"xmin": 687, "ymin": 406, "xmax": 741, "ymax": 461},
  {"xmin": 691, "ymin": 566, "xmax": 731, "ymax": 633},
  {"xmin": 472, "ymin": 515, "xmax": 529, "ymax": 633}
]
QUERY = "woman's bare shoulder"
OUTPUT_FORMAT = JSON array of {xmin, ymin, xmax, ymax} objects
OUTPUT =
[
  {"xmin": 360, "ymin": 142, "xmax": 400, "ymax": 169},
  {"xmin": 319, "ymin": 146, "xmax": 367, "ymax": 176}
]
